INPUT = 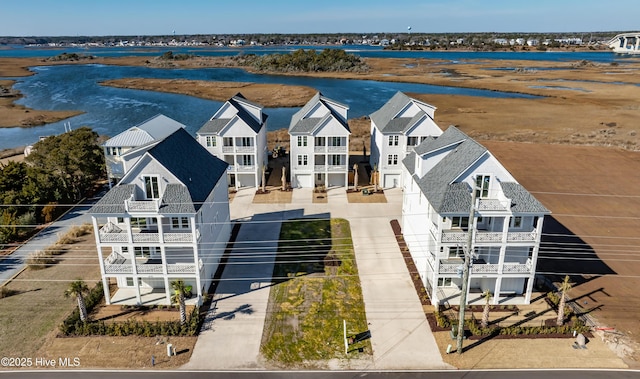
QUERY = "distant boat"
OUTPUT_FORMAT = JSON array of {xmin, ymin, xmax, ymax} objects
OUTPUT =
[{"xmin": 608, "ymin": 33, "xmax": 640, "ymax": 54}]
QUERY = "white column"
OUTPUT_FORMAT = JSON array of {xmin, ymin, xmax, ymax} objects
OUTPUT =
[{"xmin": 102, "ymin": 276, "xmax": 111, "ymax": 305}]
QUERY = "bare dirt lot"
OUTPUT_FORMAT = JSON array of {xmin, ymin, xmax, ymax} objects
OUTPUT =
[{"xmin": 483, "ymin": 140, "xmax": 640, "ymax": 366}]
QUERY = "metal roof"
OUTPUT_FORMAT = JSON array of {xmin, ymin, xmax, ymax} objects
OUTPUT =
[{"xmin": 103, "ymin": 114, "xmax": 185, "ymax": 147}]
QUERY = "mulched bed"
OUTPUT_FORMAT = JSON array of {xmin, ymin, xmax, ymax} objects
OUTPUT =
[{"xmin": 390, "ymin": 219, "xmax": 430, "ymax": 307}]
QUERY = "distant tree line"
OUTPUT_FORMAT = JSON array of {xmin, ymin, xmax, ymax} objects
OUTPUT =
[
  {"xmin": 237, "ymin": 48, "xmax": 368, "ymax": 73},
  {"xmin": 0, "ymin": 127, "xmax": 104, "ymax": 246}
]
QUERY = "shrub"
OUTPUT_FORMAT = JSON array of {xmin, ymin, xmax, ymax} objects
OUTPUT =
[{"xmin": 26, "ymin": 251, "xmax": 57, "ymax": 269}]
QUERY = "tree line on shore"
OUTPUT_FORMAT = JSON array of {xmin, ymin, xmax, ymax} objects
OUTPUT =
[{"xmin": 0, "ymin": 127, "xmax": 104, "ymax": 246}]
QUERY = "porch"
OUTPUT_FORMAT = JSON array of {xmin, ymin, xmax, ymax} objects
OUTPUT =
[{"xmin": 109, "ymin": 287, "xmax": 200, "ymax": 306}]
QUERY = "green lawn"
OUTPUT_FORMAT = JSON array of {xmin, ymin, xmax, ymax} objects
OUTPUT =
[{"xmin": 261, "ymin": 218, "xmax": 371, "ymax": 366}]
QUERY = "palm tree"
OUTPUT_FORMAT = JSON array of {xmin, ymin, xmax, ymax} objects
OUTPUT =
[
  {"xmin": 481, "ymin": 290, "xmax": 492, "ymax": 328},
  {"xmin": 556, "ymin": 275, "xmax": 572, "ymax": 326},
  {"xmin": 64, "ymin": 279, "xmax": 89, "ymax": 322},
  {"xmin": 171, "ymin": 279, "xmax": 188, "ymax": 325}
]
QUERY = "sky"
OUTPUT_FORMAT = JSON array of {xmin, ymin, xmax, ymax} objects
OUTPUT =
[{"xmin": 1, "ymin": 0, "xmax": 638, "ymax": 37}]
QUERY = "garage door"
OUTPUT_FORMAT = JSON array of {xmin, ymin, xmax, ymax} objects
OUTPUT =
[
  {"xmin": 384, "ymin": 174, "xmax": 400, "ymax": 188},
  {"xmin": 294, "ymin": 174, "xmax": 312, "ymax": 188}
]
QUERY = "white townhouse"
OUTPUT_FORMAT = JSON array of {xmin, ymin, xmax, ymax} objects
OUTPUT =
[
  {"xmin": 289, "ymin": 92, "xmax": 350, "ymax": 188},
  {"xmin": 196, "ymin": 93, "xmax": 269, "ymax": 190},
  {"xmin": 90, "ymin": 128, "xmax": 231, "ymax": 306},
  {"xmin": 103, "ymin": 114, "xmax": 185, "ymax": 187},
  {"xmin": 401, "ymin": 126, "xmax": 549, "ymax": 306},
  {"xmin": 369, "ymin": 91, "xmax": 443, "ymax": 189}
]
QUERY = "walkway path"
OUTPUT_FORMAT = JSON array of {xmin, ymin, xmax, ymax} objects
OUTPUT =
[{"xmin": 186, "ymin": 187, "xmax": 451, "ymax": 370}]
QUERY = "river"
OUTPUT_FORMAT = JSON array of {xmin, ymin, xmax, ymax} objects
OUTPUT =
[{"xmin": 0, "ymin": 45, "xmax": 630, "ymax": 150}]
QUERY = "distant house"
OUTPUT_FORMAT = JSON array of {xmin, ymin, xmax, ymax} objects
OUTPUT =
[
  {"xmin": 196, "ymin": 93, "xmax": 268, "ymax": 190},
  {"xmin": 369, "ymin": 91, "xmax": 443, "ymax": 188},
  {"xmin": 90, "ymin": 128, "xmax": 231, "ymax": 306},
  {"xmin": 289, "ymin": 92, "xmax": 350, "ymax": 188},
  {"xmin": 401, "ymin": 126, "xmax": 549, "ymax": 305},
  {"xmin": 103, "ymin": 114, "xmax": 185, "ymax": 187}
]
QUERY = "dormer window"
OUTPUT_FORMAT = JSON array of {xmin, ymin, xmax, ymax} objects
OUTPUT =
[
  {"xmin": 475, "ymin": 175, "xmax": 490, "ymax": 198},
  {"xmin": 144, "ymin": 176, "xmax": 160, "ymax": 199}
]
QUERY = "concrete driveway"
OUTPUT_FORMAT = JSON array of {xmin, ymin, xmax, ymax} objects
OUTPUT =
[{"xmin": 185, "ymin": 187, "xmax": 451, "ymax": 370}]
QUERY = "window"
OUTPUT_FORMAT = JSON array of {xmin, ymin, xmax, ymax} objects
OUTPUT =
[
  {"xmin": 297, "ymin": 136, "xmax": 307, "ymax": 147},
  {"xmin": 451, "ymin": 217, "xmax": 469, "ymax": 229},
  {"xmin": 510, "ymin": 216, "xmax": 523, "ymax": 228},
  {"xmin": 240, "ymin": 155, "xmax": 254, "ymax": 166},
  {"xmin": 387, "ymin": 154, "xmax": 398, "ymax": 165},
  {"xmin": 315, "ymin": 137, "xmax": 325, "ymax": 146},
  {"xmin": 437, "ymin": 277, "xmax": 452, "ymax": 287},
  {"xmin": 330, "ymin": 136, "xmax": 343, "ymax": 146},
  {"xmin": 130, "ymin": 217, "xmax": 147, "ymax": 229},
  {"xmin": 223, "ymin": 137, "xmax": 233, "ymax": 147},
  {"xmin": 144, "ymin": 176, "xmax": 160, "ymax": 199},
  {"xmin": 297, "ymin": 155, "xmax": 308, "ymax": 166},
  {"xmin": 407, "ymin": 136, "xmax": 419, "ymax": 146},
  {"xmin": 107, "ymin": 147, "xmax": 122, "ymax": 156},
  {"xmin": 475, "ymin": 175, "xmax": 490, "ymax": 198},
  {"xmin": 329, "ymin": 155, "xmax": 343, "ymax": 166},
  {"xmin": 117, "ymin": 217, "xmax": 124, "ymax": 224},
  {"xmin": 205, "ymin": 136, "xmax": 216, "ymax": 147},
  {"xmin": 448, "ymin": 246, "xmax": 463, "ymax": 259},
  {"xmin": 171, "ymin": 217, "xmax": 190, "ymax": 229},
  {"xmin": 239, "ymin": 137, "xmax": 252, "ymax": 147},
  {"xmin": 388, "ymin": 135, "xmax": 399, "ymax": 146},
  {"xmin": 126, "ymin": 277, "xmax": 143, "ymax": 287},
  {"xmin": 133, "ymin": 246, "xmax": 152, "ymax": 259}
]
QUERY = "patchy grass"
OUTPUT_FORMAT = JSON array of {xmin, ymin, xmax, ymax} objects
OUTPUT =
[{"xmin": 261, "ymin": 218, "xmax": 371, "ymax": 367}]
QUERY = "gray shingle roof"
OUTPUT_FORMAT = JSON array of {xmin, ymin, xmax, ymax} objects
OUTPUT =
[
  {"xmin": 413, "ymin": 130, "xmax": 487, "ymax": 213},
  {"xmin": 197, "ymin": 93, "xmax": 265, "ymax": 135},
  {"xmin": 92, "ymin": 129, "xmax": 228, "ymax": 214},
  {"xmin": 103, "ymin": 114, "xmax": 185, "ymax": 147},
  {"xmin": 147, "ymin": 128, "xmax": 228, "ymax": 210},
  {"xmin": 289, "ymin": 92, "xmax": 349, "ymax": 134},
  {"xmin": 500, "ymin": 182, "xmax": 550, "ymax": 213},
  {"xmin": 406, "ymin": 126, "xmax": 549, "ymax": 215},
  {"xmin": 90, "ymin": 184, "xmax": 135, "ymax": 214},
  {"xmin": 370, "ymin": 91, "xmax": 436, "ymax": 134}
]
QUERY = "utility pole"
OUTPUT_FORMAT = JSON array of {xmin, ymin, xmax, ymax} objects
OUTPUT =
[{"xmin": 456, "ymin": 178, "xmax": 478, "ymax": 354}]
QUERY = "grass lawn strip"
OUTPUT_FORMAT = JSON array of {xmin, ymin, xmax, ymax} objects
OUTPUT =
[{"xmin": 261, "ymin": 218, "xmax": 371, "ymax": 367}]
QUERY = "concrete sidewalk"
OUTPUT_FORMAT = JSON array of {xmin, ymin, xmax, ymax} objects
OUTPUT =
[{"xmin": 185, "ymin": 187, "xmax": 451, "ymax": 370}]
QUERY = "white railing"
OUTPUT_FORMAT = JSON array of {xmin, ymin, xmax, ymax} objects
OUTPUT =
[
  {"xmin": 439, "ymin": 263, "xmax": 462, "ymax": 274},
  {"xmin": 475, "ymin": 232, "xmax": 503, "ymax": 243},
  {"xmin": 168, "ymin": 263, "xmax": 196, "ymax": 274},
  {"xmin": 314, "ymin": 165, "xmax": 326, "ymax": 171},
  {"xmin": 328, "ymin": 146, "xmax": 347, "ymax": 152},
  {"xmin": 125, "ymin": 199, "xmax": 159, "ymax": 213},
  {"xmin": 502, "ymin": 262, "xmax": 531, "ymax": 274},
  {"xmin": 471, "ymin": 264, "xmax": 500, "ymax": 274},
  {"xmin": 441, "ymin": 230, "xmax": 467, "ymax": 243},
  {"xmin": 237, "ymin": 165, "xmax": 256, "ymax": 172},
  {"xmin": 429, "ymin": 222, "xmax": 438, "ymax": 239},
  {"xmin": 132, "ymin": 232, "xmax": 159, "ymax": 243},
  {"xmin": 236, "ymin": 146, "xmax": 255, "ymax": 153},
  {"xmin": 136, "ymin": 264, "xmax": 164, "ymax": 274},
  {"xmin": 507, "ymin": 231, "xmax": 537, "ymax": 242},
  {"xmin": 314, "ymin": 146, "xmax": 326, "ymax": 153},
  {"xmin": 164, "ymin": 233, "xmax": 193, "ymax": 243},
  {"xmin": 222, "ymin": 146, "xmax": 234, "ymax": 153},
  {"xmin": 328, "ymin": 165, "xmax": 347, "ymax": 171},
  {"xmin": 477, "ymin": 199, "xmax": 509, "ymax": 211},
  {"xmin": 104, "ymin": 264, "xmax": 132, "ymax": 274},
  {"xmin": 99, "ymin": 232, "xmax": 128, "ymax": 243}
]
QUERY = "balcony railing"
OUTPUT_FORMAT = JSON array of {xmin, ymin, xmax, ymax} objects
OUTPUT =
[
  {"xmin": 124, "ymin": 199, "xmax": 159, "ymax": 213},
  {"xmin": 164, "ymin": 233, "xmax": 193, "ymax": 243},
  {"xmin": 314, "ymin": 165, "xmax": 326, "ymax": 171},
  {"xmin": 103, "ymin": 256, "xmax": 197, "ymax": 275},
  {"xmin": 314, "ymin": 146, "xmax": 326, "ymax": 153},
  {"xmin": 236, "ymin": 146, "xmax": 255, "ymax": 153},
  {"xmin": 438, "ymin": 260, "xmax": 531, "ymax": 275},
  {"xmin": 236, "ymin": 165, "xmax": 256, "ymax": 172},
  {"xmin": 327, "ymin": 146, "xmax": 347, "ymax": 152},
  {"xmin": 441, "ymin": 230, "xmax": 537, "ymax": 244},
  {"xmin": 477, "ymin": 199, "xmax": 510, "ymax": 211},
  {"xmin": 99, "ymin": 225, "xmax": 193, "ymax": 244},
  {"xmin": 222, "ymin": 146, "xmax": 234, "ymax": 153},
  {"xmin": 328, "ymin": 165, "xmax": 347, "ymax": 171}
]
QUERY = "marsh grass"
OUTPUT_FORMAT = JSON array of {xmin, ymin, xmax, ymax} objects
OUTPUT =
[{"xmin": 261, "ymin": 218, "xmax": 371, "ymax": 367}]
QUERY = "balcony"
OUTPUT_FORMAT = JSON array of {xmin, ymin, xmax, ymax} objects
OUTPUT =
[
  {"xmin": 236, "ymin": 164, "xmax": 256, "ymax": 172},
  {"xmin": 124, "ymin": 199, "xmax": 160, "ymax": 213},
  {"xmin": 328, "ymin": 165, "xmax": 347, "ymax": 171},
  {"xmin": 236, "ymin": 146, "xmax": 255, "ymax": 153},
  {"xmin": 327, "ymin": 146, "xmax": 347, "ymax": 152},
  {"xmin": 438, "ymin": 258, "xmax": 532, "ymax": 275},
  {"xmin": 314, "ymin": 146, "xmax": 326, "ymax": 153},
  {"xmin": 440, "ymin": 230, "xmax": 537, "ymax": 244},
  {"xmin": 222, "ymin": 146, "xmax": 234, "ymax": 153},
  {"xmin": 314, "ymin": 165, "xmax": 326, "ymax": 171},
  {"xmin": 478, "ymin": 199, "xmax": 510, "ymax": 212},
  {"xmin": 98, "ymin": 223, "xmax": 193, "ymax": 244},
  {"xmin": 103, "ymin": 252, "xmax": 197, "ymax": 275}
]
